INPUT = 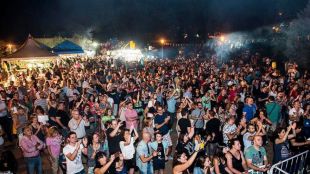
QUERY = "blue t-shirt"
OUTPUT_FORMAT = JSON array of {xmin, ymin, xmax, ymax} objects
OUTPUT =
[
  {"xmin": 273, "ymin": 140, "xmax": 291, "ymax": 163},
  {"xmin": 154, "ymin": 113, "xmax": 169, "ymax": 135},
  {"xmin": 243, "ymin": 104, "xmax": 257, "ymax": 122},
  {"xmin": 167, "ymin": 97, "xmax": 177, "ymax": 113}
]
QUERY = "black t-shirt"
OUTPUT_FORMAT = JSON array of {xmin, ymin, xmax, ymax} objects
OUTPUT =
[
  {"xmin": 106, "ymin": 128, "xmax": 122, "ymax": 154},
  {"xmin": 206, "ymin": 117, "xmax": 222, "ymax": 143},
  {"xmin": 290, "ymin": 134, "xmax": 308, "ymax": 153},
  {"xmin": 56, "ymin": 110, "xmax": 70, "ymax": 128},
  {"xmin": 156, "ymin": 142, "xmax": 165, "ymax": 160},
  {"xmin": 205, "ymin": 118, "xmax": 221, "ymax": 134},
  {"xmin": 252, "ymin": 85, "xmax": 260, "ymax": 97},
  {"xmin": 48, "ymin": 107, "xmax": 58, "ymax": 126},
  {"xmin": 108, "ymin": 92, "xmax": 121, "ymax": 105},
  {"xmin": 95, "ymin": 84, "xmax": 105, "ymax": 94},
  {"xmin": 178, "ymin": 118, "xmax": 191, "ymax": 134},
  {"xmin": 69, "ymin": 100, "xmax": 77, "ymax": 110},
  {"xmin": 154, "ymin": 113, "xmax": 170, "ymax": 135},
  {"xmin": 258, "ymin": 91, "xmax": 269, "ymax": 105},
  {"xmin": 176, "ymin": 142, "xmax": 185, "ymax": 154}
]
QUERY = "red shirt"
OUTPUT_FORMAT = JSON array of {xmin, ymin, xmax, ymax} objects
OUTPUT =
[{"xmin": 229, "ymin": 89, "xmax": 237, "ymax": 102}]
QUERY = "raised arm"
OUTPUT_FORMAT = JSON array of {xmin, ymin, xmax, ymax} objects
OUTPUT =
[
  {"xmin": 94, "ymin": 155, "xmax": 115, "ymax": 174},
  {"xmin": 173, "ymin": 151, "xmax": 199, "ymax": 173},
  {"xmin": 275, "ymin": 125, "xmax": 293, "ymax": 144},
  {"xmin": 132, "ymin": 127, "xmax": 139, "ymax": 141},
  {"xmin": 109, "ymin": 122, "xmax": 122, "ymax": 137},
  {"xmin": 65, "ymin": 142, "xmax": 81, "ymax": 161},
  {"xmin": 290, "ymin": 139, "xmax": 310, "ymax": 147}
]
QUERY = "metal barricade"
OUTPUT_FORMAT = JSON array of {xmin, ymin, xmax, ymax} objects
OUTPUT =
[{"xmin": 269, "ymin": 150, "xmax": 309, "ymax": 174}]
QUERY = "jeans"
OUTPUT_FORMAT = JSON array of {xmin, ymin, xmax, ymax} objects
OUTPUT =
[
  {"xmin": 25, "ymin": 156, "xmax": 43, "ymax": 174},
  {"xmin": 48, "ymin": 156, "xmax": 59, "ymax": 174},
  {"xmin": 139, "ymin": 163, "xmax": 153, "ymax": 174},
  {"xmin": 167, "ymin": 112, "xmax": 176, "ymax": 129}
]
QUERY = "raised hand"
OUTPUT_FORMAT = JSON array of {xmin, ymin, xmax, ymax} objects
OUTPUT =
[
  {"xmin": 110, "ymin": 154, "xmax": 115, "ymax": 161},
  {"xmin": 257, "ymin": 121, "xmax": 263, "ymax": 128},
  {"xmin": 119, "ymin": 153, "xmax": 124, "ymax": 161},
  {"xmin": 118, "ymin": 121, "xmax": 123, "ymax": 127},
  {"xmin": 76, "ymin": 141, "xmax": 81, "ymax": 151},
  {"xmin": 287, "ymin": 124, "xmax": 292, "ymax": 130},
  {"xmin": 291, "ymin": 122, "xmax": 297, "ymax": 130}
]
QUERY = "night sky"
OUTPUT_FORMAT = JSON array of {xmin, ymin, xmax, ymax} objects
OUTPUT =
[{"xmin": 0, "ymin": 0, "xmax": 309, "ymax": 42}]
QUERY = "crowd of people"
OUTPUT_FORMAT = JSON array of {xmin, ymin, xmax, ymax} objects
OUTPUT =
[{"xmin": 0, "ymin": 52, "xmax": 309, "ymax": 174}]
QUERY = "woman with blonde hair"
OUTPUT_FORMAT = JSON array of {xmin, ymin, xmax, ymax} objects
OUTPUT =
[{"xmin": 46, "ymin": 126, "xmax": 62, "ymax": 174}]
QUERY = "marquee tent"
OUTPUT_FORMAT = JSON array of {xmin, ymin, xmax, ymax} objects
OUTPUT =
[
  {"xmin": 52, "ymin": 40, "xmax": 84, "ymax": 56},
  {"xmin": 2, "ymin": 34, "xmax": 57, "ymax": 61},
  {"xmin": 1, "ymin": 34, "xmax": 58, "ymax": 70}
]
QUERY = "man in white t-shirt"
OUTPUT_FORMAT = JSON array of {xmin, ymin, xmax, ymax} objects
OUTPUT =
[
  {"xmin": 243, "ymin": 122, "xmax": 265, "ymax": 150},
  {"xmin": 68, "ymin": 109, "xmax": 90, "ymax": 139},
  {"xmin": 63, "ymin": 132, "xmax": 85, "ymax": 174}
]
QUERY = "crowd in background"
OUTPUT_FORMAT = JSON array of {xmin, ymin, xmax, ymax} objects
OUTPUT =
[{"xmin": 0, "ymin": 52, "xmax": 309, "ymax": 174}]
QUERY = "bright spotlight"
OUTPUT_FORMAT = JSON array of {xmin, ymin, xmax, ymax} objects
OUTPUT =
[
  {"xmin": 160, "ymin": 39, "xmax": 165, "ymax": 45},
  {"xmin": 111, "ymin": 49, "xmax": 144, "ymax": 62},
  {"xmin": 220, "ymin": 35, "xmax": 225, "ymax": 42}
]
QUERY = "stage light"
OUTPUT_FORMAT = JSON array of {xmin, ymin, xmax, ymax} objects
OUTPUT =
[
  {"xmin": 160, "ymin": 38, "xmax": 165, "ymax": 45},
  {"xmin": 220, "ymin": 35, "xmax": 225, "ymax": 42},
  {"xmin": 111, "ymin": 49, "xmax": 144, "ymax": 62}
]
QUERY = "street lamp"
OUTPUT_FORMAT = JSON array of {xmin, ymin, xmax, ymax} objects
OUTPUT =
[{"xmin": 160, "ymin": 39, "xmax": 165, "ymax": 59}]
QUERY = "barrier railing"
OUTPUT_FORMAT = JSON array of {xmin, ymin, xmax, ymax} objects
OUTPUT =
[{"xmin": 268, "ymin": 150, "xmax": 309, "ymax": 174}]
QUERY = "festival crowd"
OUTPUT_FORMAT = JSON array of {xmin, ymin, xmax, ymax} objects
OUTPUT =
[{"xmin": 0, "ymin": 53, "xmax": 309, "ymax": 174}]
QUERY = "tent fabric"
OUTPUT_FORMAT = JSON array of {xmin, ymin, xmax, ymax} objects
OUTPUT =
[
  {"xmin": 4, "ymin": 34, "xmax": 57, "ymax": 59},
  {"xmin": 52, "ymin": 40, "xmax": 84, "ymax": 54}
]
